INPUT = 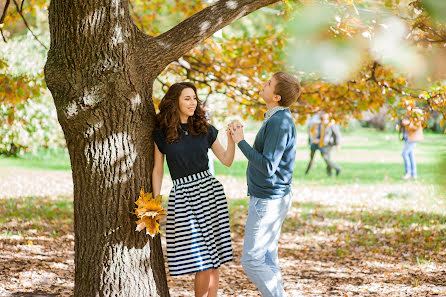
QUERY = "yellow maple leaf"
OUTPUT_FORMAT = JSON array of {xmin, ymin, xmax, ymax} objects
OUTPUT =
[
  {"xmin": 134, "ymin": 189, "xmax": 166, "ymax": 237},
  {"xmin": 136, "ymin": 215, "xmax": 160, "ymax": 236}
]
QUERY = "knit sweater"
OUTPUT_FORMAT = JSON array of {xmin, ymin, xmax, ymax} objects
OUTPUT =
[{"xmin": 237, "ymin": 109, "xmax": 297, "ymax": 199}]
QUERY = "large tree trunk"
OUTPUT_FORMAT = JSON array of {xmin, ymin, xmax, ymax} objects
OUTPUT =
[
  {"xmin": 44, "ymin": 1, "xmax": 168, "ymax": 296},
  {"xmin": 44, "ymin": 0, "xmax": 279, "ymax": 296}
]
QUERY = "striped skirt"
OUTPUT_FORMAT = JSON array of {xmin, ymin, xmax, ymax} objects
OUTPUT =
[{"xmin": 166, "ymin": 170, "xmax": 233, "ymax": 276}]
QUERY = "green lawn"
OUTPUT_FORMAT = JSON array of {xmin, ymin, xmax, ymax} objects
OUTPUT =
[
  {"xmin": 216, "ymin": 128, "xmax": 446, "ymax": 185},
  {"xmin": 214, "ymin": 160, "xmax": 444, "ymax": 185},
  {"xmin": 1, "ymin": 127, "xmax": 444, "ymax": 296},
  {"xmin": 0, "ymin": 147, "xmax": 71, "ymax": 171},
  {"xmin": 1, "ymin": 128, "xmax": 444, "ymax": 186}
]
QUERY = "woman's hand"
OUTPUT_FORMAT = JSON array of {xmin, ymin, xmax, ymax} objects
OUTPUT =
[{"xmin": 229, "ymin": 121, "xmax": 244, "ymax": 144}]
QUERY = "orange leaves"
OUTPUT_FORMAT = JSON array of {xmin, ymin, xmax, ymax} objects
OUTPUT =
[
  {"xmin": 143, "ymin": 1, "xmax": 446, "ymax": 125},
  {"xmin": 130, "ymin": 0, "xmax": 210, "ymax": 35},
  {"xmin": 133, "ymin": 189, "xmax": 167, "ymax": 238},
  {"xmin": 0, "ymin": 58, "xmax": 43, "ymax": 106},
  {"xmin": 1, "ymin": 0, "xmax": 48, "ymax": 33}
]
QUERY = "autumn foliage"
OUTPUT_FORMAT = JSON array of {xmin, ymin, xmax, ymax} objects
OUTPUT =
[
  {"xmin": 134, "ymin": 189, "xmax": 167, "ymax": 238},
  {"xmin": 1, "ymin": 0, "xmax": 445, "ymax": 127}
]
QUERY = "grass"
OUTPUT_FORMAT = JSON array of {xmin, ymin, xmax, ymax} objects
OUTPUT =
[
  {"xmin": 0, "ymin": 147, "xmax": 70, "ymax": 171},
  {"xmin": 0, "ymin": 195, "xmax": 73, "ymax": 233},
  {"xmin": 0, "ymin": 128, "xmax": 444, "ymax": 186},
  {"xmin": 226, "ymin": 197, "xmax": 446, "ymax": 261},
  {"xmin": 1, "ymin": 125, "xmax": 444, "ymax": 296},
  {"xmin": 213, "ymin": 160, "xmax": 444, "ymax": 185}
]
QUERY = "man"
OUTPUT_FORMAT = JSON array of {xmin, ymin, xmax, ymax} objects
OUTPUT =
[
  {"xmin": 229, "ymin": 72, "xmax": 301, "ymax": 297},
  {"xmin": 304, "ymin": 112, "xmax": 342, "ymax": 176}
]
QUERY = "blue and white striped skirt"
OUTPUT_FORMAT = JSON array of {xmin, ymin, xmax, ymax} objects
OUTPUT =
[{"xmin": 166, "ymin": 170, "xmax": 233, "ymax": 276}]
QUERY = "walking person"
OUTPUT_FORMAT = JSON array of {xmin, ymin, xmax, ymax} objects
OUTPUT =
[
  {"xmin": 304, "ymin": 112, "xmax": 322, "ymax": 174},
  {"xmin": 401, "ymin": 109, "xmax": 424, "ymax": 180},
  {"xmin": 229, "ymin": 72, "xmax": 301, "ymax": 297},
  {"xmin": 305, "ymin": 112, "xmax": 342, "ymax": 176},
  {"xmin": 151, "ymin": 82, "xmax": 235, "ymax": 297}
]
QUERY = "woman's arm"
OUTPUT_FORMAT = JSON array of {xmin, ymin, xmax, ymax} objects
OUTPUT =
[
  {"xmin": 211, "ymin": 128, "xmax": 235, "ymax": 167},
  {"xmin": 152, "ymin": 144, "xmax": 164, "ymax": 197}
]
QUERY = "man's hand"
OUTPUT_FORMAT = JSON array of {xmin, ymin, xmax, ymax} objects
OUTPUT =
[{"xmin": 229, "ymin": 121, "xmax": 244, "ymax": 144}]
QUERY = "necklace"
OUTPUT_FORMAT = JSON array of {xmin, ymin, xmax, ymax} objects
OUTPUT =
[{"xmin": 180, "ymin": 124, "xmax": 189, "ymax": 135}]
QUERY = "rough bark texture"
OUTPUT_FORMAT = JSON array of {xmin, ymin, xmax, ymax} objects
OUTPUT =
[{"xmin": 44, "ymin": 0, "xmax": 278, "ymax": 296}]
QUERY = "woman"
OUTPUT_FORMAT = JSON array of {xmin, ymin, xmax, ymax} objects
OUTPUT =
[
  {"xmin": 151, "ymin": 82, "xmax": 235, "ymax": 297},
  {"xmin": 401, "ymin": 111, "xmax": 424, "ymax": 180}
]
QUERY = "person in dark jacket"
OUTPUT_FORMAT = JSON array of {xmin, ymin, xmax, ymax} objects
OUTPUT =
[{"xmin": 305, "ymin": 112, "xmax": 342, "ymax": 176}]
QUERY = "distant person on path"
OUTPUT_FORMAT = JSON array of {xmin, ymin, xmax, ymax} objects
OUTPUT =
[
  {"xmin": 229, "ymin": 72, "xmax": 301, "ymax": 297},
  {"xmin": 304, "ymin": 112, "xmax": 342, "ymax": 176},
  {"xmin": 401, "ymin": 109, "xmax": 424, "ymax": 180},
  {"xmin": 151, "ymin": 82, "xmax": 236, "ymax": 297}
]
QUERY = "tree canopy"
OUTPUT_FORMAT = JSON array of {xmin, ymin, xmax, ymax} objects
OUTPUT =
[{"xmin": 1, "ymin": 0, "xmax": 445, "ymax": 127}]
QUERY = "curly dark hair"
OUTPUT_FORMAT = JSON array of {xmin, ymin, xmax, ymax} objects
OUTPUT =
[{"xmin": 156, "ymin": 82, "xmax": 209, "ymax": 144}]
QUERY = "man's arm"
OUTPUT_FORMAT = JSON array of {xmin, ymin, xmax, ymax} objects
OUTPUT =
[
  {"xmin": 332, "ymin": 124, "xmax": 341, "ymax": 146},
  {"xmin": 232, "ymin": 119, "xmax": 290, "ymax": 177}
]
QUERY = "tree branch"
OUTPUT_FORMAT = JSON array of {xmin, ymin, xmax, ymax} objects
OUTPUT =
[
  {"xmin": 156, "ymin": 77, "xmax": 169, "ymax": 92},
  {"xmin": 0, "ymin": 28, "xmax": 6, "ymax": 42},
  {"xmin": 12, "ymin": 0, "xmax": 48, "ymax": 49},
  {"xmin": 151, "ymin": 0, "xmax": 279, "ymax": 73},
  {"xmin": 0, "ymin": 0, "xmax": 10, "ymax": 24}
]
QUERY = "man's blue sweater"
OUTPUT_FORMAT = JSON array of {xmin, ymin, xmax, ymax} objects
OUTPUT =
[{"xmin": 237, "ymin": 109, "xmax": 297, "ymax": 199}]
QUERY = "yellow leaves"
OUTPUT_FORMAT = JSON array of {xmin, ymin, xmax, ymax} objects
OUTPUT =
[
  {"xmin": 0, "ymin": 59, "xmax": 8, "ymax": 70},
  {"xmin": 133, "ymin": 189, "xmax": 167, "ymax": 238},
  {"xmin": 0, "ymin": 57, "xmax": 43, "ymax": 106}
]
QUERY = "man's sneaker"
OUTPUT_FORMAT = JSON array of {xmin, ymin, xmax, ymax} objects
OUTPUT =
[
  {"xmin": 335, "ymin": 168, "xmax": 342, "ymax": 176},
  {"xmin": 402, "ymin": 173, "xmax": 411, "ymax": 180}
]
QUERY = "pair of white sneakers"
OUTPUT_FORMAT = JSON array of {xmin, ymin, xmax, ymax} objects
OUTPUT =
[{"xmin": 402, "ymin": 173, "xmax": 417, "ymax": 180}]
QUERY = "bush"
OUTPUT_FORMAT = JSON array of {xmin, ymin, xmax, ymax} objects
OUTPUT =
[{"xmin": 0, "ymin": 94, "xmax": 65, "ymax": 155}]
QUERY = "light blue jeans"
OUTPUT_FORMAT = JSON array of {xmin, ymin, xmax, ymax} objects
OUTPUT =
[
  {"xmin": 402, "ymin": 141, "xmax": 417, "ymax": 178},
  {"xmin": 241, "ymin": 193, "xmax": 293, "ymax": 297}
]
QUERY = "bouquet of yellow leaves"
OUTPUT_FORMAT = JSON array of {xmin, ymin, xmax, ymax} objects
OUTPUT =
[{"xmin": 133, "ymin": 189, "xmax": 167, "ymax": 238}]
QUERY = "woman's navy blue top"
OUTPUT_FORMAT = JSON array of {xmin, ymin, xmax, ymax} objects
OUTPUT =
[{"xmin": 152, "ymin": 124, "xmax": 218, "ymax": 179}]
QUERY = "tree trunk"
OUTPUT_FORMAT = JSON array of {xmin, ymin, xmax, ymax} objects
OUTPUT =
[
  {"xmin": 44, "ymin": 0, "xmax": 279, "ymax": 296},
  {"xmin": 44, "ymin": 1, "xmax": 168, "ymax": 296}
]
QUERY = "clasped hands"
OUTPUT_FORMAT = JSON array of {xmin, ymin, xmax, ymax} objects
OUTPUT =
[{"xmin": 226, "ymin": 121, "xmax": 244, "ymax": 144}]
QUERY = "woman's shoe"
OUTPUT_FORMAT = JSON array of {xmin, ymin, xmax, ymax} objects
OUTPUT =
[{"xmin": 402, "ymin": 173, "xmax": 411, "ymax": 180}]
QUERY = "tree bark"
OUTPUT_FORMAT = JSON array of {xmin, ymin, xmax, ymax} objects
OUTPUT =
[{"xmin": 44, "ymin": 0, "xmax": 279, "ymax": 296}]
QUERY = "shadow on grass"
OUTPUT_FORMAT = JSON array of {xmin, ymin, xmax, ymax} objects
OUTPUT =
[
  {"xmin": 0, "ymin": 196, "xmax": 73, "ymax": 234},
  {"xmin": 10, "ymin": 291, "xmax": 59, "ymax": 296},
  {"xmin": 228, "ymin": 199, "xmax": 445, "ymax": 264},
  {"xmin": 2, "ymin": 195, "xmax": 446, "ymax": 295},
  {"xmin": 4, "ymin": 196, "xmax": 444, "ymax": 262},
  {"xmin": 286, "ymin": 201, "xmax": 446, "ymax": 266},
  {"xmin": 227, "ymin": 198, "xmax": 446, "ymax": 294},
  {"xmin": 0, "ymin": 196, "xmax": 74, "ymax": 297}
]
